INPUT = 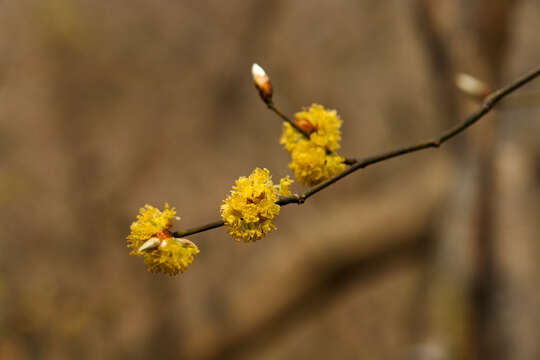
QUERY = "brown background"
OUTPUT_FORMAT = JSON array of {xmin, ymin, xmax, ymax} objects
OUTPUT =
[{"xmin": 1, "ymin": 1, "xmax": 540, "ymax": 359}]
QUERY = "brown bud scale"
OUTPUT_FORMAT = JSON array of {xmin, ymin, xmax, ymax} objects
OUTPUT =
[{"xmin": 294, "ymin": 118, "xmax": 317, "ymax": 135}]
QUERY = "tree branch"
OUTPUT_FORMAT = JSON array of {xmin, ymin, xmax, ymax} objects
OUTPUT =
[
  {"xmin": 173, "ymin": 65, "xmax": 540, "ymax": 238},
  {"xmin": 173, "ymin": 220, "xmax": 224, "ymax": 238},
  {"xmin": 266, "ymin": 101, "xmax": 310, "ymax": 139}
]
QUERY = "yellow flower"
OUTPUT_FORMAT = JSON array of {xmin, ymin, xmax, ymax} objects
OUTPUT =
[
  {"xmin": 143, "ymin": 237, "xmax": 199, "ymax": 276},
  {"xmin": 289, "ymin": 141, "xmax": 346, "ymax": 187},
  {"xmin": 221, "ymin": 168, "xmax": 292, "ymax": 242},
  {"xmin": 127, "ymin": 204, "xmax": 177, "ymax": 250},
  {"xmin": 280, "ymin": 104, "xmax": 345, "ymax": 186},
  {"xmin": 279, "ymin": 176, "xmax": 293, "ymax": 197},
  {"xmin": 280, "ymin": 103, "xmax": 343, "ymax": 153},
  {"xmin": 127, "ymin": 204, "xmax": 199, "ymax": 275}
]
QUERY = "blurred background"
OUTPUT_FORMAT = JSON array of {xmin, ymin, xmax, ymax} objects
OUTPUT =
[{"xmin": 1, "ymin": 1, "xmax": 540, "ymax": 359}]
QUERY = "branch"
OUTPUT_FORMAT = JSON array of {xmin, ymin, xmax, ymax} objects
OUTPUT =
[
  {"xmin": 173, "ymin": 220, "xmax": 224, "ymax": 238},
  {"xmin": 266, "ymin": 101, "xmax": 311, "ymax": 139},
  {"xmin": 173, "ymin": 65, "xmax": 540, "ymax": 238}
]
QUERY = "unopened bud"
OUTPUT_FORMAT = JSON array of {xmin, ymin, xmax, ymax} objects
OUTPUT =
[
  {"xmin": 252, "ymin": 63, "xmax": 273, "ymax": 103},
  {"xmin": 138, "ymin": 237, "xmax": 161, "ymax": 252},
  {"xmin": 455, "ymin": 73, "xmax": 490, "ymax": 99},
  {"xmin": 173, "ymin": 238, "xmax": 199, "ymax": 250},
  {"xmin": 294, "ymin": 118, "xmax": 317, "ymax": 135}
]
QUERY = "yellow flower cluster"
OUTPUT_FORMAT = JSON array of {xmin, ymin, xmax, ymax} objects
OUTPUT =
[
  {"xmin": 289, "ymin": 141, "xmax": 346, "ymax": 187},
  {"xmin": 142, "ymin": 237, "xmax": 199, "ymax": 276},
  {"xmin": 221, "ymin": 168, "xmax": 292, "ymax": 242},
  {"xmin": 127, "ymin": 204, "xmax": 177, "ymax": 247},
  {"xmin": 127, "ymin": 204, "xmax": 199, "ymax": 275},
  {"xmin": 280, "ymin": 104, "xmax": 345, "ymax": 186}
]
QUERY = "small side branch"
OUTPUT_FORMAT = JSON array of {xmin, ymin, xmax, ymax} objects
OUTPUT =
[{"xmin": 266, "ymin": 102, "xmax": 310, "ymax": 139}]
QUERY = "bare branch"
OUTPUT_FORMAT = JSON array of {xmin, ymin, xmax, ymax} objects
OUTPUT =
[{"xmin": 174, "ymin": 65, "xmax": 540, "ymax": 238}]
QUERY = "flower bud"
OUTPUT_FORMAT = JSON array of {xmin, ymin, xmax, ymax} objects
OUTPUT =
[
  {"xmin": 252, "ymin": 63, "xmax": 273, "ymax": 103},
  {"xmin": 294, "ymin": 118, "xmax": 317, "ymax": 135},
  {"xmin": 455, "ymin": 73, "xmax": 490, "ymax": 99},
  {"xmin": 173, "ymin": 238, "xmax": 199, "ymax": 250},
  {"xmin": 138, "ymin": 237, "xmax": 160, "ymax": 252}
]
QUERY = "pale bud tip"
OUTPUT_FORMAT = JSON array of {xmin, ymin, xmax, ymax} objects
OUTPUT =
[
  {"xmin": 173, "ymin": 238, "xmax": 199, "ymax": 251},
  {"xmin": 252, "ymin": 63, "xmax": 266, "ymax": 78},
  {"xmin": 251, "ymin": 62, "xmax": 273, "ymax": 103},
  {"xmin": 138, "ymin": 237, "xmax": 161, "ymax": 252},
  {"xmin": 455, "ymin": 73, "xmax": 490, "ymax": 98}
]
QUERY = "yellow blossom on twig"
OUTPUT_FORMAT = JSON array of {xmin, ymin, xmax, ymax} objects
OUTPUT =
[
  {"xmin": 280, "ymin": 103, "xmax": 343, "ymax": 153},
  {"xmin": 280, "ymin": 104, "xmax": 345, "ymax": 186},
  {"xmin": 221, "ymin": 168, "xmax": 292, "ymax": 242},
  {"xmin": 127, "ymin": 204, "xmax": 199, "ymax": 275},
  {"xmin": 142, "ymin": 237, "xmax": 199, "ymax": 275},
  {"xmin": 288, "ymin": 141, "xmax": 345, "ymax": 186}
]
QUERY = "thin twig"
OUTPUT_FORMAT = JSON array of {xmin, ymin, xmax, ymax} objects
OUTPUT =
[
  {"xmin": 498, "ymin": 90, "xmax": 540, "ymax": 108},
  {"xmin": 173, "ymin": 220, "xmax": 224, "ymax": 238},
  {"xmin": 175, "ymin": 65, "xmax": 540, "ymax": 237},
  {"xmin": 266, "ymin": 102, "xmax": 310, "ymax": 139}
]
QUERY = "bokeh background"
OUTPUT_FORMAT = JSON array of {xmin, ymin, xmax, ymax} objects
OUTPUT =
[{"xmin": 1, "ymin": 1, "xmax": 540, "ymax": 359}]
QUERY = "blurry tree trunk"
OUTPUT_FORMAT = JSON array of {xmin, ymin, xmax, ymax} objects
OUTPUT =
[{"xmin": 413, "ymin": 1, "xmax": 520, "ymax": 359}]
